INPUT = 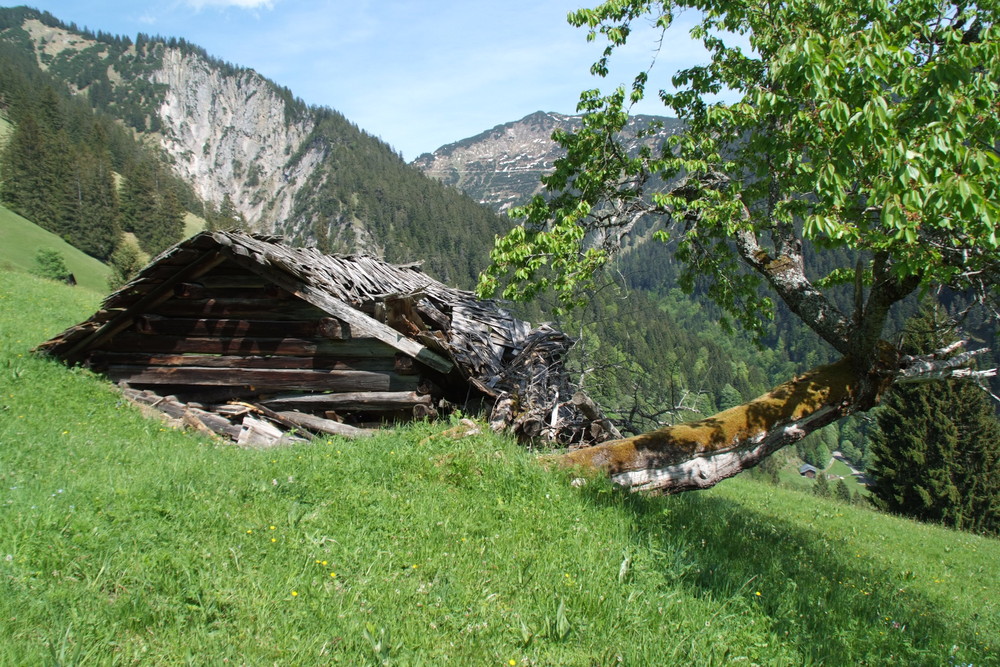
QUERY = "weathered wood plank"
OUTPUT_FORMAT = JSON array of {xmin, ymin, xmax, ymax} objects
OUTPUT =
[
  {"xmin": 220, "ymin": 249, "xmax": 455, "ymax": 374},
  {"xmin": 151, "ymin": 248, "xmax": 205, "ymax": 266},
  {"xmin": 151, "ymin": 299, "xmax": 325, "ymax": 320},
  {"xmin": 179, "ymin": 270, "xmax": 271, "ymax": 288},
  {"xmin": 237, "ymin": 414, "xmax": 309, "ymax": 448},
  {"xmin": 133, "ymin": 315, "xmax": 348, "ymax": 339},
  {"xmin": 572, "ymin": 390, "xmax": 623, "ymax": 440},
  {"xmin": 107, "ymin": 365, "xmax": 392, "ymax": 391},
  {"xmin": 274, "ymin": 411, "xmax": 375, "ymax": 439},
  {"xmin": 244, "ymin": 402, "xmax": 314, "ymax": 441},
  {"xmin": 98, "ymin": 333, "xmax": 399, "ymax": 357},
  {"xmin": 62, "ymin": 251, "xmax": 228, "ymax": 364},
  {"xmin": 261, "ymin": 390, "xmax": 431, "ymax": 411},
  {"xmin": 89, "ymin": 352, "xmax": 395, "ymax": 372},
  {"xmin": 416, "ymin": 300, "xmax": 450, "ymax": 330},
  {"xmin": 317, "ymin": 317, "xmax": 350, "ymax": 339},
  {"xmin": 122, "ymin": 387, "xmax": 243, "ymax": 440},
  {"xmin": 172, "ymin": 283, "xmax": 292, "ymax": 300}
]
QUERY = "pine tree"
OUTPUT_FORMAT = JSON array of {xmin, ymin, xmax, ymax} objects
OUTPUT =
[
  {"xmin": 813, "ymin": 472, "xmax": 831, "ymax": 498},
  {"xmin": 868, "ymin": 302, "xmax": 1000, "ymax": 535},
  {"xmin": 835, "ymin": 479, "xmax": 852, "ymax": 504},
  {"xmin": 149, "ymin": 182, "xmax": 185, "ymax": 253},
  {"xmin": 65, "ymin": 140, "xmax": 120, "ymax": 260},
  {"xmin": 718, "ymin": 383, "xmax": 742, "ymax": 411},
  {"xmin": 0, "ymin": 112, "xmax": 70, "ymax": 231},
  {"xmin": 206, "ymin": 193, "xmax": 244, "ymax": 232},
  {"xmin": 106, "ymin": 239, "xmax": 144, "ymax": 290},
  {"xmin": 121, "ymin": 158, "xmax": 186, "ymax": 256},
  {"xmin": 120, "ymin": 158, "xmax": 156, "ymax": 237}
]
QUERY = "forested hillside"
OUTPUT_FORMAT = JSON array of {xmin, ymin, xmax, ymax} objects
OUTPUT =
[{"xmin": 0, "ymin": 17, "xmax": 197, "ymax": 261}]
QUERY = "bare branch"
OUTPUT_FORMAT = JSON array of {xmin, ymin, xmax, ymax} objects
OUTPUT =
[
  {"xmin": 734, "ymin": 218, "xmax": 854, "ymax": 354},
  {"xmin": 897, "ymin": 342, "xmax": 996, "ymax": 384}
]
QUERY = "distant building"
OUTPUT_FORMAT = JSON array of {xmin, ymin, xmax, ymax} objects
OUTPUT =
[{"xmin": 799, "ymin": 464, "xmax": 818, "ymax": 478}]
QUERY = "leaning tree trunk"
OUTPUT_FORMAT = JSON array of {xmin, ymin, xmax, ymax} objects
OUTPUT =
[
  {"xmin": 554, "ymin": 356, "xmax": 883, "ymax": 493},
  {"xmin": 554, "ymin": 343, "xmax": 995, "ymax": 493}
]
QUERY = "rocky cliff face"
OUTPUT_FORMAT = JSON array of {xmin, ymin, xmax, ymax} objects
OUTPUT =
[
  {"xmin": 412, "ymin": 110, "xmax": 683, "ymax": 213},
  {"xmin": 412, "ymin": 111, "xmax": 572, "ymax": 213},
  {"xmin": 20, "ymin": 17, "xmax": 321, "ymax": 234},
  {"xmin": 152, "ymin": 49, "xmax": 324, "ymax": 231}
]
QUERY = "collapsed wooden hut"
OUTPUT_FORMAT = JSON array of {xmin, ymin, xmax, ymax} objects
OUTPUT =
[{"xmin": 36, "ymin": 231, "xmax": 616, "ymax": 447}]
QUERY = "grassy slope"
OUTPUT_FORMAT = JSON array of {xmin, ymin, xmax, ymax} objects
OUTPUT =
[
  {"xmin": 184, "ymin": 211, "xmax": 207, "ymax": 238},
  {"xmin": 1, "ymin": 269, "xmax": 997, "ymax": 665},
  {"xmin": 0, "ymin": 204, "xmax": 110, "ymax": 293}
]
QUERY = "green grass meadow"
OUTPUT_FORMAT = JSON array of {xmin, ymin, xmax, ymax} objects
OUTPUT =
[
  {"xmin": 1, "ymin": 269, "xmax": 998, "ymax": 665},
  {"xmin": 0, "ymin": 204, "xmax": 111, "ymax": 293}
]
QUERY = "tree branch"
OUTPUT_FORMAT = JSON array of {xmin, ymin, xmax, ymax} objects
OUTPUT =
[
  {"xmin": 897, "ymin": 342, "xmax": 997, "ymax": 384},
  {"xmin": 849, "ymin": 253, "xmax": 921, "ymax": 366},
  {"xmin": 733, "ymin": 219, "xmax": 853, "ymax": 355}
]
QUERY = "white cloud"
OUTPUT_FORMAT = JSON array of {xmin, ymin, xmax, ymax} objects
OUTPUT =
[{"xmin": 185, "ymin": 0, "xmax": 275, "ymax": 9}]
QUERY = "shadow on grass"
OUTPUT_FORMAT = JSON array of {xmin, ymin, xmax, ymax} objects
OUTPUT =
[{"xmin": 576, "ymin": 480, "xmax": 989, "ymax": 665}]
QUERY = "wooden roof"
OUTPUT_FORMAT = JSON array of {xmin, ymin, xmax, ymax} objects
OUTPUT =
[{"xmin": 40, "ymin": 232, "xmax": 537, "ymax": 380}]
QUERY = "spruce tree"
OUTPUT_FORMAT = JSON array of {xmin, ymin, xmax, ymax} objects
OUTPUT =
[
  {"xmin": 106, "ymin": 239, "xmax": 144, "ymax": 290},
  {"xmin": 148, "ymin": 182, "xmax": 185, "ymax": 254},
  {"xmin": 65, "ymin": 142, "xmax": 120, "ymax": 260},
  {"xmin": 813, "ymin": 472, "xmax": 831, "ymax": 498},
  {"xmin": 121, "ymin": 159, "xmax": 185, "ymax": 256},
  {"xmin": 0, "ymin": 112, "xmax": 69, "ymax": 231},
  {"xmin": 868, "ymin": 302, "xmax": 1000, "ymax": 535},
  {"xmin": 834, "ymin": 479, "xmax": 852, "ymax": 504}
]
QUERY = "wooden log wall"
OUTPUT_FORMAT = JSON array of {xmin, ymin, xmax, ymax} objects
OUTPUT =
[{"xmin": 86, "ymin": 259, "xmax": 442, "ymax": 436}]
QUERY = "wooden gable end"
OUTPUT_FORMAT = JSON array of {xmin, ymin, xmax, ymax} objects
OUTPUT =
[{"xmin": 76, "ymin": 258, "xmax": 444, "ymax": 431}]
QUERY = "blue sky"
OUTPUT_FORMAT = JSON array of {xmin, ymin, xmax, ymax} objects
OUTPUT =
[{"xmin": 16, "ymin": 0, "xmax": 711, "ymax": 160}]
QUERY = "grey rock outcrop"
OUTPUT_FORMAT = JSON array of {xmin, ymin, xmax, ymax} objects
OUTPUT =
[
  {"xmin": 413, "ymin": 110, "xmax": 682, "ymax": 213},
  {"xmin": 153, "ymin": 49, "xmax": 324, "ymax": 232}
]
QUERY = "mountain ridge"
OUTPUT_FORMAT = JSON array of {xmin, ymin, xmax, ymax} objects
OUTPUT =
[{"xmin": 413, "ymin": 110, "xmax": 683, "ymax": 212}]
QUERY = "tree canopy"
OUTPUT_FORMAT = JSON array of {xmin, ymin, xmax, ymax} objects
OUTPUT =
[
  {"xmin": 480, "ymin": 0, "xmax": 998, "ymax": 353},
  {"xmin": 478, "ymin": 0, "xmax": 1000, "ymax": 491}
]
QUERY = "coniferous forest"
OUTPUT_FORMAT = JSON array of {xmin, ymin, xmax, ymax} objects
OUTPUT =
[{"xmin": 0, "ymin": 22, "xmax": 192, "ymax": 261}]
